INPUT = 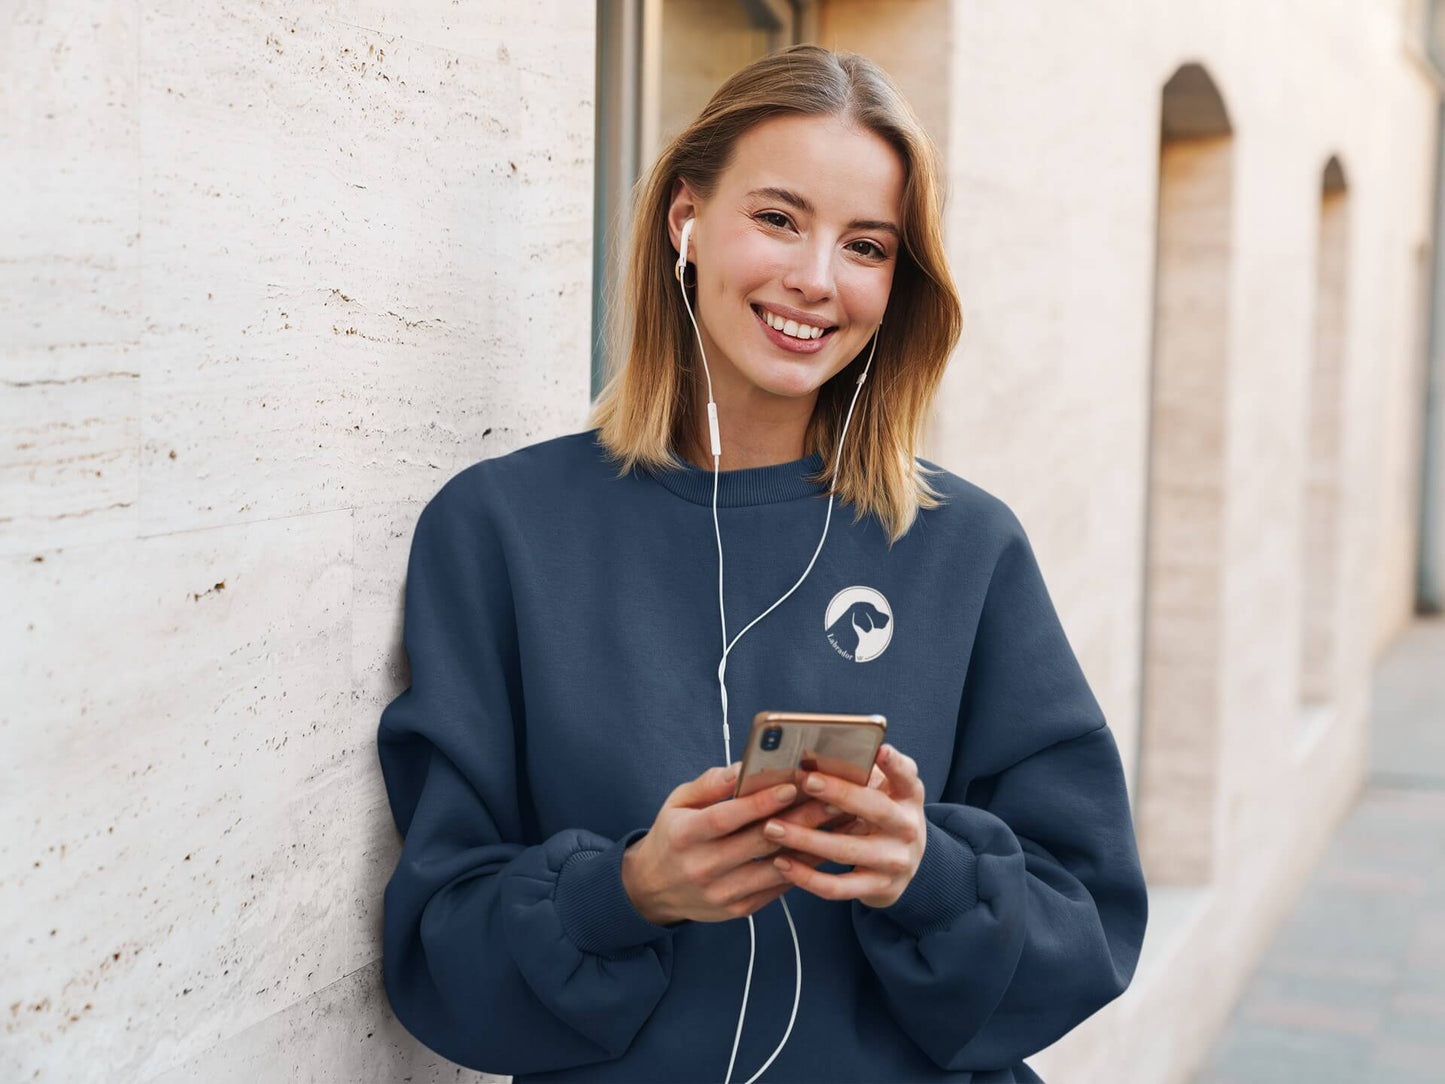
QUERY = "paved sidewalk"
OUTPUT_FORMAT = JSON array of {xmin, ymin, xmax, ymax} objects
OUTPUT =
[{"xmin": 1194, "ymin": 614, "xmax": 1445, "ymax": 1083}]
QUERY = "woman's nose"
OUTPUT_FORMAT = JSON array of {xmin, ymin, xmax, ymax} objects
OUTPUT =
[{"xmin": 781, "ymin": 241, "xmax": 835, "ymax": 299}]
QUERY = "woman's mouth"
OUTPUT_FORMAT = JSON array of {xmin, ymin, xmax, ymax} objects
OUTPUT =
[{"xmin": 751, "ymin": 304, "xmax": 838, "ymax": 355}]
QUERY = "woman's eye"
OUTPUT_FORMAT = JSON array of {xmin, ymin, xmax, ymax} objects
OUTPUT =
[{"xmin": 757, "ymin": 212, "xmax": 887, "ymax": 260}]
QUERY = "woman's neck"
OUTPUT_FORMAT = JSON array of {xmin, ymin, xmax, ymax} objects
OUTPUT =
[{"xmin": 678, "ymin": 422, "xmax": 814, "ymax": 472}]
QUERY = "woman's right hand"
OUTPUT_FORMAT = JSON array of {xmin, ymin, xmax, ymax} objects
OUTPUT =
[{"xmin": 620, "ymin": 760, "xmax": 884, "ymax": 926}]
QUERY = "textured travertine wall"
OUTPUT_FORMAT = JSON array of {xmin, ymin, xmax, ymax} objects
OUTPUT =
[
  {"xmin": 3, "ymin": 1, "xmax": 1436, "ymax": 1083},
  {"xmin": 3, "ymin": 1, "xmax": 592, "ymax": 1081}
]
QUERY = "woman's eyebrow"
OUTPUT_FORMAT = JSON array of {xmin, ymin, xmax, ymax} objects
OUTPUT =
[{"xmin": 745, "ymin": 186, "xmax": 899, "ymax": 240}]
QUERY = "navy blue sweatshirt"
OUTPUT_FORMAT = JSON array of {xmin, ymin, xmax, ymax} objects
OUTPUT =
[{"xmin": 377, "ymin": 428, "xmax": 1148, "ymax": 1083}]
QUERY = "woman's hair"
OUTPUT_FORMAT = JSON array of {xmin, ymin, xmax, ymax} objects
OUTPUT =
[{"xmin": 586, "ymin": 43, "xmax": 963, "ymax": 547}]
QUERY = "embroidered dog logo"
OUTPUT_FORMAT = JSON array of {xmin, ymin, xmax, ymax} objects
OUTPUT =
[{"xmin": 824, "ymin": 586, "xmax": 893, "ymax": 662}]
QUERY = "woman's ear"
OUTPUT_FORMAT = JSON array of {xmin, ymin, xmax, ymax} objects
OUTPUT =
[{"xmin": 667, "ymin": 177, "xmax": 699, "ymax": 256}]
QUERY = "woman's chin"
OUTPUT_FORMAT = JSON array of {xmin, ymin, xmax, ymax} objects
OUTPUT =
[{"xmin": 746, "ymin": 365, "xmax": 825, "ymax": 398}]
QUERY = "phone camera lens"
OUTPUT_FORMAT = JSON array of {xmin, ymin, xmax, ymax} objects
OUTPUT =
[{"xmin": 761, "ymin": 727, "xmax": 781, "ymax": 751}]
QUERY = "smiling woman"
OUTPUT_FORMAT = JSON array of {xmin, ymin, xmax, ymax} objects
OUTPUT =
[{"xmin": 378, "ymin": 41, "xmax": 1147, "ymax": 1084}]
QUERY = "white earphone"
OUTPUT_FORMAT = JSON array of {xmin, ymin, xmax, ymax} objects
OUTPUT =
[{"xmin": 674, "ymin": 215, "xmax": 881, "ymax": 1084}]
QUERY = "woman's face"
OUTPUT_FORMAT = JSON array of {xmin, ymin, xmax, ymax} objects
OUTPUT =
[{"xmin": 667, "ymin": 113, "xmax": 905, "ymax": 405}]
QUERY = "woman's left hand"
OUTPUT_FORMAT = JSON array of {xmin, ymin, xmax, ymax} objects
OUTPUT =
[{"xmin": 764, "ymin": 743, "xmax": 927, "ymax": 908}]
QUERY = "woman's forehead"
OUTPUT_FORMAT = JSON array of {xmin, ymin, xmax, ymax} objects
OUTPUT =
[{"xmin": 725, "ymin": 117, "xmax": 904, "ymax": 219}]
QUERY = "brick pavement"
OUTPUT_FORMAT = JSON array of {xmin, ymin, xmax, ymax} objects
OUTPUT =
[{"xmin": 1194, "ymin": 614, "xmax": 1445, "ymax": 1084}]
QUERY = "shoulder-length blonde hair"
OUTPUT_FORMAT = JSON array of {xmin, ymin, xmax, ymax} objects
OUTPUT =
[{"xmin": 586, "ymin": 43, "xmax": 963, "ymax": 548}]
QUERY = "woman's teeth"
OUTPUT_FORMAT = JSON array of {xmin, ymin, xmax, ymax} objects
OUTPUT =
[{"xmin": 756, "ymin": 305, "xmax": 831, "ymax": 340}]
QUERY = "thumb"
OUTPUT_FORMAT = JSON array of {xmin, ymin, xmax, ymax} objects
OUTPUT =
[{"xmin": 667, "ymin": 761, "xmax": 741, "ymax": 809}]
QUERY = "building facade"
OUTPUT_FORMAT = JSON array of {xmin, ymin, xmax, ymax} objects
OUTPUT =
[{"xmin": 4, "ymin": 1, "xmax": 1442, "ymax": 1081}]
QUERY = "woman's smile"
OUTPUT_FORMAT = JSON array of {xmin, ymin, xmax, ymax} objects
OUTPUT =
[{"xmin": 750, "ymin": 302, "xmax": 839, "ymax": 355}]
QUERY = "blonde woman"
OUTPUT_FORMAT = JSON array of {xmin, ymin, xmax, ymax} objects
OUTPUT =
[{"xmin": 378, "ymin": 44, "xmax": 1147, "ymax": 1084}]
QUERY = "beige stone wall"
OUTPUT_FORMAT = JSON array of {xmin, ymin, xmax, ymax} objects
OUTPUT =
[
  {"xmin": 3, "ymin": 0, "xmax": 1436, "ymax": 1082},
  {"xmin": 3, "ymin": 2, "xmax": 593, "ymax": 1081}
]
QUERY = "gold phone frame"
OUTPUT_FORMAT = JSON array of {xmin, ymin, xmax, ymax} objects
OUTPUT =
[{"xmin": 733, "ymin": 710, "xmax": 887, "ymax": 804}]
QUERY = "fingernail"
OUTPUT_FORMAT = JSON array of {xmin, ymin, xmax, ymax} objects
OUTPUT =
[
  {"xmin": 773, "ymin": 783, "xmax": 796, "ymax": 802},
  {"xmin": 764, "ymin": 820, "xmax": 785, "ymax": 838},
  {"xmin": 803, "ymin": 774, "xmax": 825, "ymax": 793},
  {"xmin": 726, "ymin": 762, "xmax": 740, "ymax": 779},
  {"xmin": 773, "ymin": 856, "xmax": 792, "ymax": 871},
  {"xmin": 824, "ymin": 803, "xmax": 840, "ymax": 815},
  {"xmin": 880, "ymin": 744, "xmax": 891, "ymax": 762}
]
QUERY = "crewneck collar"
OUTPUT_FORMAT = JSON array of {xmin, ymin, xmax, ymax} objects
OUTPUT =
[{"xmin": 648, "ymin": 447, "xmax": 830, "ymax": 507}]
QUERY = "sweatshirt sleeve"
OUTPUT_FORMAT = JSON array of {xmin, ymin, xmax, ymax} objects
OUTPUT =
[
  {"xmin": 849, "ymin": 507, "xmax": 1149, "ymax": 1071},
  {"xmin": 376, "ymin": 466, "xmax": 679, "ymax": 1077}
]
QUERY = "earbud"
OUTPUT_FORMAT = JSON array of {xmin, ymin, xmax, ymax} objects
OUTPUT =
[{"xmin": 676, "ymin": 217, "xmax": 694, "ymax": 283}]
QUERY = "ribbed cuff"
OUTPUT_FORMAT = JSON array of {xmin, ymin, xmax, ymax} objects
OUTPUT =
[
  {"xmin": 876, "ymin": 818, "xmax": 979, "ymax": 936},
  {"xmin": 554, "ymin": 827, "xmax": 679, "ymax": 956}
]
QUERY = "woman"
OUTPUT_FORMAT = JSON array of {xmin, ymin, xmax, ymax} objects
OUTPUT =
[{"xmin": 377, "ymin": 44, "xmax": 1148, "ymax": 1084}]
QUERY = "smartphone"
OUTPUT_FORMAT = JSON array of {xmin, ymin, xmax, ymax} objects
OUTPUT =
[{"xmin": 732, "ymin": 711, "xmax": 887, "ymax": 810}]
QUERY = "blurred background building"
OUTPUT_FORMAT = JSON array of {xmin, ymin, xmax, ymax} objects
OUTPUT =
[{"xmin": 3, "ymin": 1, "xmax": 1443, "ymax": 1081}]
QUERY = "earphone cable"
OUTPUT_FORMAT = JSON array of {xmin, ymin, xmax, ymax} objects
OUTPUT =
[{"xmin": 676, "ymin": 231, "xmax": 878, "ymax": 1084}]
